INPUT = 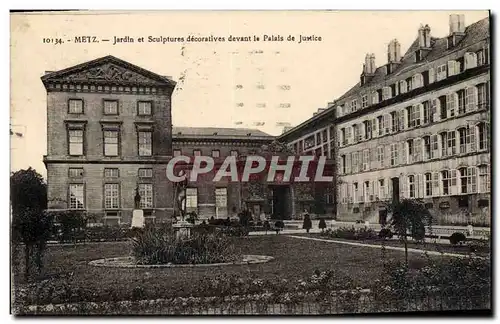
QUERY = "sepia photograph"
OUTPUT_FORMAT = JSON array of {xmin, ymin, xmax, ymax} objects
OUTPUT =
[{"xmin": 9, "ymin": 9, "xmax": 491, "ymax": 316}]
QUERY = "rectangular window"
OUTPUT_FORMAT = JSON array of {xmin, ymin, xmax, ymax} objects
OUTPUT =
[
  {"xmin": 431, "ymin": 134, "xmax": 439, "ymax": 159},
  {"xmin": 173, "ymin": 149, "xmax": 181, "ymax": 157},
  {"xmin": 230, "ymin": 150, "xmax": 239, "ymax": 157},
  {"xmin": 477, "ymin": 83, "xmax": 488, "ymax": 109},
  {"xmin": 364, "ymin": 121, "xmax": 371, "ymax": 140},
  {"xmin": 138, "ymin": 131, "xmax": 152, "ymax": 156},
  {"xmin": 193, "ymin": 149, "xmax": 202, "ymax": 156},
  {"xmin": 322, "ymin": 130, "xmax": 328, "ymax": 143},
  {"xmin": 139, "ymin": 168, "xmax": 153, "ymax": 178},
  {"xmin": 390, "ymin": 143, "xmax": 398, "ymax": 166},
  {"xmin": 478, "ymin": 123, "xmax": 489, "ymax": 151},
  {"xmin": 479, "ymin": 165, "xmax": 490, "ymax": 193},
  {"xmin": 377, "ymin": 146, "xmax": 384, "ymax": 167},
  {"xmin": 422, "ymin": 101, "xmax": 431, "ymax": 124},
  {"xmin": 408, "ymin": 175, "xmax": 415, "ymax": 198},
  {"xmin": 351, "ymin": 99, "xmax": 358, "ymax": 111},
  {"xmin": 138, "ymin": 101, "xmax": 152, "ymax": 115},
  {"xmin": 212, "ymin": 150, "xmax": 220, "ymax": 158},
  {"xmin": 377, "ymin": 116, "xmax": 384, "ymax": 136},
  {"xmin": 104, "ymin": 100, "xmax": 118, "ymax": 115},
  {"xmin": 215, "ymin": 188, "xmax": 227, "ymax": 218},
  {"xmin": 104, "ymin": 168, "xmax": 119, "ymax": 178},
  {"xmin": 457, "ymin": 89, "xmax": 466, "ymax": 114},
  {"xmin": 68, "ymin": 130, "xmax": 84, "ymax": 156},
  {"xmin": 363, "ymin": 149, "xmax": 370, "ymax": 171},
  {"xmin": 138, "ymin": 183, "xmax": 153, "ymax": 209},
  {"xmin": 378, "ymin": 179, "xmax": 385, "ymax": 200},
  {"xmin": 316, "ymin": 133, "xmax": 321, "ymax": 145},
  {"xmin": 423, "ymin": 136, "xmax": 431, "ymax": 160},
  {"xmin": 477, "ymin": 49, "xmax": 486, "ymax": 66},
  {"xmin": 413, "ymin": 138, "xmax": 422, "ymax": 162},
  {"xmin": 68, "ymin": 168, "xmax": 84, "ymax": 178},
  {"xmin": 425, "ymin": 173, "xmax": 433, "ymax": 196},
  {"xmin": 104, "ymin": 130, "xmax": 119, "ymax": 156},
  {"xmin": 460, "ymin": 167, "xmax": 477, "ymax": 194},
  {"xmin": 382, "ymin": 87, "xmax": 392, "ymax": 101},
  {"xmin": 104, "ymin": 183, "xmax": 120, "ymax": 209},
  {"xmin": 186, "ymin": 188, "xmax": 198, "ymax": 211},
  {"xmin": 345, "ymin": 127, "xmax": 352, "ymax": 144},
  {"xmin": 391, "ymin": 111, "xmax": 398, "ymax": 132},
  {"xmin": 68, "ymin": 99, "xmax": 83, "ymax": 114},
  {"xmin": 352, "ymin": 152, "xmax": 359, "ymax": 173},
  {"xmin": 69, "ymin": 184, "xmax": 85, "ymax": 209},
  {"xmin": 437, "ymin": 64, "xmax": 447, "ymax": 81},
  {"xmin": 447, "ymin": 131, "xmax": 456, "ymax": 156},
  {"xmin": 361, "ymin": 95, "xmax": 368, "ymax": 108},
  {"xmin": 442, "ymin": 171, "xmax": 450, "ymax": 195}
]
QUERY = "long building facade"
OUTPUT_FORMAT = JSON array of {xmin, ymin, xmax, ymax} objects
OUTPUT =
[{"xmin": 280, "ymin": 15, "xmax": 491, "ymax": 226}]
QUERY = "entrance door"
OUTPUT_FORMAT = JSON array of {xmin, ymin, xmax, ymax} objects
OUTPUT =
[
  {"xmin": 271, "ymin": 186, "xmax": 290, "ymax": 220},
  {"xmin": 391, "ymin": 177, "xmax": 400, "ymax": 204},
  {"xmin": 378, "ymin": 209, "xmax": 388, "ymax": 225}
]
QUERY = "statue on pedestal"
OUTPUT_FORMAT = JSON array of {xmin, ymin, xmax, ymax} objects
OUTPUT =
[
  {"xmin": 175, "ymin": 170, "xmax": 188, "ymax": 222},
  {"xmin": 134, "ymin": 186, "xmax": 141, "ymax": 209}
]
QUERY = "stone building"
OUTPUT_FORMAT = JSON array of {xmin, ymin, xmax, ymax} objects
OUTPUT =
[
  {"xmin": 280, "ymin": 15, "xmax": 491, "ymax": 226},
  {"xmin": 42, "ymin": 55, "xmax": 177, "ymax": 225}
]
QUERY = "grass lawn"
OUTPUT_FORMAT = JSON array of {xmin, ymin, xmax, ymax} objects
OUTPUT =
[
  {"xmin": 293, "ymin": 233, "xmax": 490, "ymax": 257},
  {"xmin": 13, "ymin": 235, "xmax": 447, "ymax": 305}
]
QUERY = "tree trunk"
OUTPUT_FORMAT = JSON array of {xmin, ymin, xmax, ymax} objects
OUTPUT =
[
  {"xmin": 24, "ymin": 244, "xmax": 32, "ymax": 281},
  {"xmin": 404, "ymin": 236, "xmax": 408, "ymax": 267}
]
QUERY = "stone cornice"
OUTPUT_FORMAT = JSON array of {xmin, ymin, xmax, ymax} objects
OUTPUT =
[{"xmin": 43, "ymin": 81, "xmax": 172, "ymax": 96}]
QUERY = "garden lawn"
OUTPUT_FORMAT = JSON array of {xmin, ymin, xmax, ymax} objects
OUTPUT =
[
  {"xmin": 14, "ymin": 235, "xmax": 437, "ymax": 305},
  {"xmin": 294, "ymin": 233, "xmax": 490, "ymax": 257}
]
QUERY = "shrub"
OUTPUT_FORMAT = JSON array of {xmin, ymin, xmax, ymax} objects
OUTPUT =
[
  {"xmin": 378, "ymin": 228, "xmax": 393, "ymax": 239},
  {"xmin": 274, "ymin": 221, "xmax": 284, "ymax": 234},
  {"xmin": 355, "ymin": 227, "xmax": 377, "ymax": 240},
  {"xmin": 131, "ymin": 228, "xmax": 241, "ymax": 265},
  {"xmin": 449, "ymin": 232, "xmax": 467, "ymax": 245}
]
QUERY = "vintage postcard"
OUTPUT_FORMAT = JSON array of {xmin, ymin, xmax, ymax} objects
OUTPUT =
[{"xmin": 10, "ymin": 10, "xmax": 491, "ymax": 316}]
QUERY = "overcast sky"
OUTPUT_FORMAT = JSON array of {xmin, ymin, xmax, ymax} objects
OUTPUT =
[{"xmin": 10, "ymin": 10, "xmax": 489, "ymax": 177}]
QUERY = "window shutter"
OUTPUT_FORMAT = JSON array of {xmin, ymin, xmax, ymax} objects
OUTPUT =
[
  {"xmin": 399, "ymin": 109, "xmax": 406, "ymax": 130},
  {"xmin": 464, "ymin": 53, "xmax": 470, "ymax": 70},
  {"xmin": 450, "ymin": 169, "xmax": 458, "ymax": 195},
  {"xmin": 432, "ymin": 98, "xmax": 440, "ymax": 122},
  {"xmin": 338, "ymin": 130, "xmax": 343, "ymax": 146},
  {"xmin": 428, "ymin": 68, "xmax": 435, "ymax": 84},
  {"xmin": 370, "ymin": 147, "xmax": 377, "ymax": 167},
  {"xmin": 372, "ymin": 119, "xmax": 378, "ymax": 138},
  {"xmin": 447, "ymin": 60, "xmax": 455, "ymax": 76},
  {"xmin": 446, "ymin": 93, "xmax": 456, "ymax": 117},
  {"xmin": 419, "ymin": 174, "xmax": 425, "ymax": 198},
  {"xmin": 432, "ymin": 172, "xmax": 440, "ymax": 196},
  {"xmin": 345, "ymin": 153, "xmax": 351, "ymax": 174},
  {"xmin": 359, "ymin": 124, "xmax": 365, "ymax": 140},
  {"xmin": 400, "ymin": 175, "xmax": 407, "ymax": 199},
  {"xmin": 385, "ymin": 178, "xmax": 390, "ymax": 198},
  {"xmin": 400, "ymin": 142, "xmax": 407, "ymax": 165}
]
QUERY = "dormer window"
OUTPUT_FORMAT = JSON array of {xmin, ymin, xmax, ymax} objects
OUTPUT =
[
  {"xmin": 371, "ymin": 92, "xmax": 379, "ymax": 105},
  {"xmin": 412, "ymin": 74, "xmax": 423, "ymax": 89},
  {"xmin": 382, "ymin": 87, "xmax": 392, "ymax": 101},
  {"xmin": 436, "ymin": 64, "xmax": 447, "ymax": 81},
  {"xmin": 415, "ymin": 51, "xmax": 422, "ymax": 63},
  {"xmin": 447, "ymin": 60, "xmax": 461, "ymax": 77},
  {"xmin": 464, "ymin": 52, "xmax": 478, "ymax": 70},
  {"xmin": 361, "ymin": 95, "xmax": 368, "ymax": 108},
  {"xmin": 399, "ymin": 80, "xmax": 408, "ymax": 94}
]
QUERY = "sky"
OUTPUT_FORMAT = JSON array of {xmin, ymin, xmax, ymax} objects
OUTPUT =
[{"xmin": 10, "ymin": 10, "xmax": 489, "ymax": 177}]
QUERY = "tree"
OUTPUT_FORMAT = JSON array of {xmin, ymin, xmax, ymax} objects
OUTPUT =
[
  {"xmin": 388, "ymin": 199, "xmax": 432, "ymax": 266},
  {"xmin": 11, "ymin": 168, "xmax": 52, "ymax": 280}
]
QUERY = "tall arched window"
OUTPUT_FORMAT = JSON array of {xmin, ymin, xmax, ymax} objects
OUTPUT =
[
  {"xmin": 477, "ymin": 122, "xmax": 489, "ymax": 151},
  {"xmin": 478, "ymin": 165, "xmax": 490, "ymax": 193}
]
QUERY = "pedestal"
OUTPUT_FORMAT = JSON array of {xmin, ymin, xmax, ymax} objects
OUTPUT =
[
  {"xmin": 173, "ymin": 220, "xmax": 195, "ymax": 239},
  {"xmin": 131, "ymin": 209, "xmax": 145, "ymax": 229}
]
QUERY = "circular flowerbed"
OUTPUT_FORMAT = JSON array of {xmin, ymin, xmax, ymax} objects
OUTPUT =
[{"xmin": 89, "ymin": 255, "xmax": 274, "ymax": 268}]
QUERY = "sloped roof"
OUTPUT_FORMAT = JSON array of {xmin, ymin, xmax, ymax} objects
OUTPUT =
[
  {"xmin": 279, "ymin": 16, "xmax": 489, "ymax": 140},
  {"xmin": 41, "ymin": 55, "xmax": 176, "ymax": 88},
  {"xmin": 172, "ymin": 126, "xmax": 274, "ymax": 139}
]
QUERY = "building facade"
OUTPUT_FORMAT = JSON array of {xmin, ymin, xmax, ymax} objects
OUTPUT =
[
  {"xmin": 42, "ymin": 55, "xmax": 177, "ymax": 225},
  {"xmin": 280, "ymin": 15, "xmax": 490, "ymax": 226}
]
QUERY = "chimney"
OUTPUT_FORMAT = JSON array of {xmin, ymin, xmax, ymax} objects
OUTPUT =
[
  {"xmin": 386, "ymin": 40, "xmax": 401, "ymax": 74},
  {"xmin": 448, "ymin": 14, "xmax": 466, "ymax": 48},
  {"xmin": 361, "ymin": 53, "xmax": 376, "ymax": 85},
  {"xmin": 415, "ymin": 24, "xmax": 432, "ymax": 62},
  {"xmin": 387, "ymin": 39, "xmax": 401, "ymax": 63}
]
